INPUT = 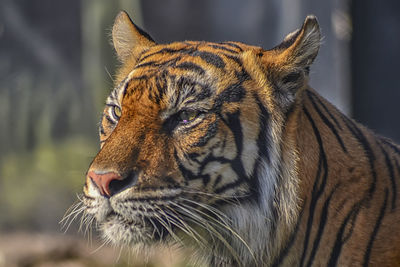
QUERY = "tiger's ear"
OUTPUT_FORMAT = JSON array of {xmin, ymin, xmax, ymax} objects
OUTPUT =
[
  {"xmin": 258, "ymin": 15, "xmax": 320, "ymax": 109},
  {"xmin": 272, "ymin": 15, "xmax": 321, "ymax": 68},
  {"xmin": 112, "ymin": 11, "xmax": 155, "ymax": 63}
]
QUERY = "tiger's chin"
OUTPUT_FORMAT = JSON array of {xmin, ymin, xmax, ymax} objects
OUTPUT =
[{"xmin": 99, "ymin": 212, "xmax": 170, "ymax": 247}]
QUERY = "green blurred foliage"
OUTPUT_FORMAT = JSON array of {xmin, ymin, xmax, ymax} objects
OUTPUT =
[{"xmin": 0, "ymin": 137, "xmax": 97, "ymax": 231}]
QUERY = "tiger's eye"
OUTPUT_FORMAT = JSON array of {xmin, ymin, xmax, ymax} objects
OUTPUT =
[
  {"xmin": 113, "ymin": 106, "xmax": 122, "ymax": 118},
  {"xmin": 179, "ymin": 110, "xmax": 198, "ymax": 124}
]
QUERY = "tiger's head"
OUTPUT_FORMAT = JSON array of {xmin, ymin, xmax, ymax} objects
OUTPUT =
[{"xmin": 83, "ymin": 11, "xmax": 320, "ymax": 265}]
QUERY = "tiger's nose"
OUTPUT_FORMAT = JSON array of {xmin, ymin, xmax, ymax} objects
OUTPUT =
[{"xmin": 88, "ymin": 171, "xmax": 122, "ymax": 197}]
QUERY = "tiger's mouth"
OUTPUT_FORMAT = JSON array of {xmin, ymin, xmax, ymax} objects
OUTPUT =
[
  {"xmin": 100, "ymin": 210, "xmax": 171, "ymax": 245},
  {"xmin": 83, "ymin": 190, "xmax": 188, "ymax": 245}
]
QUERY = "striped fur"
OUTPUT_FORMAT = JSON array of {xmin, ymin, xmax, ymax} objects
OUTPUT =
[{"xmin": 80, "ymin": 12, "xmax": 400, "ymax": 266}]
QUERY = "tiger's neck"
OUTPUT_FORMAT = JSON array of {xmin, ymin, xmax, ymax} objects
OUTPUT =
[{"xmin": 272, "ymin": 87, "xmax": 400, "ymax": 266}]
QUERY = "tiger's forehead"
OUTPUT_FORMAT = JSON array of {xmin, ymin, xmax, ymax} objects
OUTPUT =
[
  {"xmin": 139, "ymin": 41, "xmax": 245, "ymax": 63},
  {"xmin": 131, "ymin": 42, "xmax": 239, "ymax": 78},
  {"xmin": 125, "ymin": 40, "xmax": 260, "ymax": 80},
  {"xmin": 110, "ymin": 40, "xmax": 262, "ymax": 114}
]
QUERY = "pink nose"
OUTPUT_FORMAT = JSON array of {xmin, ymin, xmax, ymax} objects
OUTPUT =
[{"xmin": 88, "ymin": 171, "xmax": 122, "ymax": 197}]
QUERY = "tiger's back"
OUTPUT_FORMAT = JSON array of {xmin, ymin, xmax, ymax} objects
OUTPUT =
[{"xmin": 79, "ymin": 11, "xmax": 400, "ymax": 266}]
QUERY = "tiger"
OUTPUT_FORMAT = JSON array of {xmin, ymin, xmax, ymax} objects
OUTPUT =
[{"xmin": 80, "ymin": 11, "xmax": 400, "ymax": 266}]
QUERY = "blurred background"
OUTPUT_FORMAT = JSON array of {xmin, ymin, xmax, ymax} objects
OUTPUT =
[{"xmin": 0, "ymin": 0, "xmax": 399, "ymax": 266}]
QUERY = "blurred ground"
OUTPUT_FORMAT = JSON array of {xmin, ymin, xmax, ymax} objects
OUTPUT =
[{"xmin": 0, "ymin": 232, "xmax": 188, "ymax": 267}]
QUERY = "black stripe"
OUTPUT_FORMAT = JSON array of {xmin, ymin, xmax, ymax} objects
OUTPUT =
[
  {"xmin": 341, "ymin": 201, "xmax": 359, "ymax": 244},
  {"xmin": 140, "ymin": 47, "xmax": 193, "ymax": 61},
  {"xmin": 136, "ymin": 57, "xmax": 182, "ymax": 70},
  {"xmin": 380, "ymin": 137, "xmax": 400, "ymax": 155},
  {"xmin": 121, "ymin": 79, "xmax": 129, "ymax": 97},
  {"xmin": 254, "ymin": 94, "xmax": 270, "ymax": 161},
  {"xmin": 99, "ymin": 122, "xmax": 106, "ymax": 136},
  {"xmin": 207, "ymin": 44, "xmax": 239, "ymax": 54},
  {"xmin": 307, "ymin": 90, "xmax": 347, "ymax": 153},
  {"xmin": 305, "ymin": 186, "xmax": 338, "ymax": 267},
  {"xmin": 300, "ymin": 107, "xmax": 329, "ymax": 267},
  {"xmin": 250, "ymin": 94, "xmax": 270, "ymax": 203},
  {"xmin": 377, "ymin": 141, "xmax": 397, "ymax": 210},
  {"xmin": 152, "ymin": 83, "xmax": 162, "ymax": 105},
  {"xmin": 212, "ymin": 110, "xmax": 248, "ymax": 194},
  {"xmin": 116, "ymin": 76, "xmax": 128, "ymax": 88},
  {"xmin": 224, "ymin": 111, "xmax": 245, "ymax": 173},
  {"xmin": 340, "ymin": 115, "xmax": 377, "ymax": 200},
  {"xmin": 219, "ymin": 42, "xmax": 244, "ymax": 52},
  {"xmin": 213, "ymin": 175, "xmax": 223, "ymax": 188},
  {"xmin": 362, "ymin": 188, "xmax": 388, "ymax": 266},
  {"xmin": 175, "ymin": 151, "xmax": 196, "ymax": 182},
  {"xmin": 214, "ymin": 84, "xmax": 246, "ymax": 110},
  {"xmin": 380, "ymin": 138, "xmax": 400, "ymax": 208},
  {"xmin": 308, "ymin": 90, "xmax": 343, "ymax": 130},
  {"xmin": 194, "ymin": 151, "xmax": 237, "ymax": 189},
  {"xmin": 187, "ymin": 152, "xmax": 201, "ymax": 164},
  {"xmin": 104, "ymin": 114, "xmax": 115, "ymax": 125},
  {"xmin": 175, "ymin": 62, "xmax": 205, "ymax": 75},
  {"xmin": 157, "ymin": 71, "xmax": 170, "ymax": 103},
  {"xmin": 105, "ymin": 103, "xmax": 117, "ymax": 108},
  {"xmin": 193, "ymin": 51, "xmax": 225, "ymax": 68},
  {"xmin": 327, "ymin": 202, "xmax": 362, "ymax": 266},
  {"xmin": 135, "ymin": 61, "xmax": 157, "ymax": 69}
]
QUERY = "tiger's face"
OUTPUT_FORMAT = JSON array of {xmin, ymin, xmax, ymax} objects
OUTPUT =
[
  {"xmin": 87, "ymin": 41, "xmax": 264, "ymax": 244},
  {"xmin": 83, "ymin": 11, "xmax": 320, "ymax": 262}
]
